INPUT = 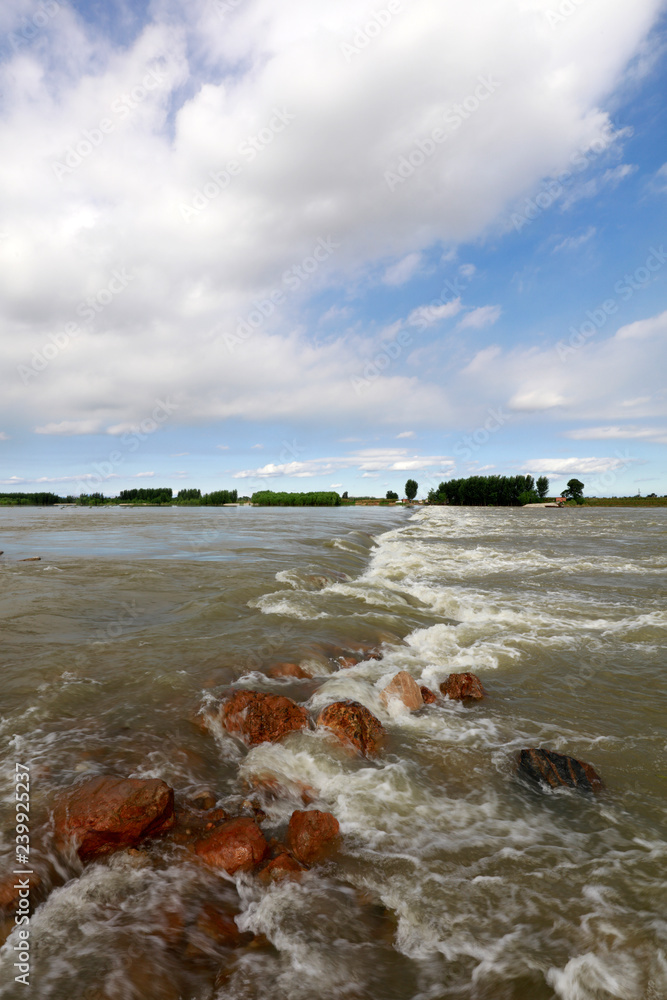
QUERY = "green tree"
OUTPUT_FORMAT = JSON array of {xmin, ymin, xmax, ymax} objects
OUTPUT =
[
  {"xmin": 386, "ymin": 490, "xmax": 398, "ymax": 500},
  {"xmin": 536, "ymin": 476, "xmax": 549, "ymax": 499},
  {"xmin": 405, "ymin": 479, "xmax": 418, "ymax": 501},
  {"xmin": 563, "ymin": 478, "xmax": 584, "ymax": 502}
]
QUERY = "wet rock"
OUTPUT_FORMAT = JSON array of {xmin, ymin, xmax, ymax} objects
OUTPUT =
[
  {"xmin": 331, "ymin": 640, "xmax": 384, "ymax": 668},
  {"xmin": 171, "ymin": 802, "xmax": 229, "ymax": 846},
  {"xmin": 221, "ymin": 690, "xmax": 309, "ymax": 747},
  {"xmin": 0, "ymin": 916, "xmax": 13, "ymax": 947},
  {"xmin": 420, "ymin": 686, "xmax": 438, "ymax": 704},
  {"xmin": 194, "ymin": 817, "xmax": 268, "ymax": 874},
  {"xmin": 156, "ymin": 904, "xmax": 187, "ymax": 948},
  {"xmin": 346, "ymin": 640, "xmax": 383, "ymax": 661},
  {"xmin": 518, "ymin": 748, "xmax": 603, "ymax": 794},
  {"xmin": 186, "ymin": 788, "xmax": 217, "ymax": 812},
  {"xmin": 0, "ymin": 875, "xmax": 17, "ymax": 910},
  {"xmin": 267, "ymin": 661, "xmax": 313, "ymax": 680},
  {"xmin": 185, "ymin": 904, "xmax": 251, "ymax": 958},
  {"xmin": 317, "ymin": 700, "xmax": 385, "ymax": 756},
  {"xmin": 189, "ymin": 704, "xmax": 218, "ymax": 734},
  {"xmin": 241, "ymin": 798, "xmax": 267, "ymax": 821},
  {"xmin": 380, "ymin": 671, "xmax": 423, "ymax": 711},
  {"xmin": 258, "ymin": 850, "xmax": 307, "ymax": 883},
  {"xmin": 246, "ymin": 774, "xmax": 317, "ymax": 807},
  {"xmin": 440, "ymin": 672, "xmax": 485, "ymax": 701},
  {"xmin": 286, "ymin": 809, "xmax": 340, "ymax": 865},
  {"xmin": 53, "ymin": 775, "xmax": 174, "ymax": 862},
  {"xmin": 337, "ymin": 655, "xmax": 359, "ymax": 669}
]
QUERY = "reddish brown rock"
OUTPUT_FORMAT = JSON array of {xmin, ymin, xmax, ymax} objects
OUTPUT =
[
  {"xmin": 246, "ymin": 774, "xmax": 317, "ymax": 806},
  {"xmin": 440, "ymin": 672, "xmax": 485, "ymax": 701},
  {"xmin": 337, "ymin": 655, "xmax": 358, "ymax": 669},
  {"xmin": 0, "ymin": 875, "xmax": 17, "ymax": 910},
  {"xmin": 380, "ymin": 672, "xmax": 423, "ymax": 711},
  {"xmin": 221, "ymin": 690, "xmax": 309, "ymax": 747},
  {"xmin": 258, "ymin": 850, "xmax": 307, "ymax": 883},
  {"xmin": 317, "ymin": 701, "xmax": 385, "ymax": 756},
  {"xmin": 170, "ymin": 803, "xmax": 229, "ymax": 846},
  {"xmin": 185, "ymin": 904, "xmax": 250, "ymax": 958},
  {"xmin": 420, "ymin": 686, "xmax": 438, "ymax": 705},
  {"xmin": 0, "ymin": 917, "xmax": 13, "ymax": 948},
  {"xmin": 267, "ymin": 662, "xmax": 313, "ymax": 680},
  {"xmin": 518, "ymin": 748, "xmax": 603, "ymax": 794},
  {"xmin": 189, "ymin": 705, "xmax": 218, "ymax": 734},
  {"xmin": 346, "ymin": 640, "xmax": 383, "ymax": 661},
  {"xmin": 155, "ymin": 904, "xmax": 186, "ymax": 948},
  {"xmin": 286, "ymin": 809, "xmax": 340, "ymax": 865},
  {"xmin": 186, "ymin": 788, "xmax": 217, "ymax": 811},
  {"xmin": 194, "ymin": 817, "xmax": 268, "ymax": 874},
  {"xmin": 53, "ymin": 776, "xmax": 174, "ymax": 862}
]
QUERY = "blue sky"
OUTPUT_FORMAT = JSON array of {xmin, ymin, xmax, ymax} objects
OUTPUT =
[{"xmin": 1, "ymin": 0, "xmax": 666, "ymax": 498}]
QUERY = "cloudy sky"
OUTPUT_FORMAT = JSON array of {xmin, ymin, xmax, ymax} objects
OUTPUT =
[{"xmin": 1, "ymin": 0, "xmax": 666, "ymax": 498}]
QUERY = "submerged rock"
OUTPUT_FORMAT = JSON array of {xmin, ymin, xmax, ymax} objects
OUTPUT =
[
  {"xmin": 267, "ymin": 661, "xmax": 313, "ymax": 679},
  {"xmin": 337, "ymin": 655, "xmax": 359, "ymax": 669},
  {"xmin": 221, "ymin": 690, "xmax": 309, "ymax": 747},
  {"xmin": 286, "ymin": 809, "xmax": 340, "ymax": 865},
  {"xmin": 185, "ymin": 904, "xmax": 250, "ymax": 957},
  {"xmin": 440, "ymin": 672, "xmax": 485, "ymax": 701},
  {"xmin": 194, "ymin": 817, "xmax": 268, "ymax": 874},
  {"xmin": 186, "ymin": 788, "xmax": 218, "ymax": 811},
  {"xmin": 171, "ymin": 802, "xmax": 229, "ymax": 846},
  {"xmin": 53, "ymin": 775, "xmax": 174, "ymax": 862},
  {"xmin": 317, "ymin": 700, "xmax": 385, "ymax": 756},
  {"xmin": 257, "ymin": 850, "xmax": 307, "ymax": 883},
  {"xmin": 518, "ymin": 748, "xmax": 603, "ymax": 794},
  {"xmin": 420, "ymin": 686, "xmax": 438, "ymax": 705},
  {"xmin": 380, "ymin": 671, "xmax": 423, "ymax": 711}
]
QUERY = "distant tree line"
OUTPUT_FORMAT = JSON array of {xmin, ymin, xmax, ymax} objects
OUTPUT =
[
  {"xmin": 119, "ymin": 488, "xmax": 174, "ymax": 503},
  {"xmin": 427, "ymin": 475, "xmax": 550, "ymax": 506},
  {"xmin": 251, "ymin": 490, "xmax": 340, "ymax": 506},
  {"xmin": 0, "ymin": 487, "xmax": 239, "ymax": 506},
  {"xmin": 0, "ymin": 491, "xmax": 62, "ymax": 506}
]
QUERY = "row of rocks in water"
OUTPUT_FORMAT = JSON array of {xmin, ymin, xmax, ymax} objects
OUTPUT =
[
  {"xmin": 0, "ymin": 644, "xmax": 603, "ymax": 990},
  {"xmin": 47, "ymin": 667, "xmax": 602, "ymax": 870},
  {"xmin": 209, "ymin": 667, "xmax": 602, "ymax": 794}
]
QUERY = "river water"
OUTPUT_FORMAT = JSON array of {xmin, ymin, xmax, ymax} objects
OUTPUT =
[{"xmin": 0, "ymin": 505, "xmax": 665, "ymax": 1000}]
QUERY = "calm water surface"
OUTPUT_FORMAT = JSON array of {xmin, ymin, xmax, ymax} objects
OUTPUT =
[{"xmin": 0, "ymin": 505, "xmax": 665, "ymax": 1000}]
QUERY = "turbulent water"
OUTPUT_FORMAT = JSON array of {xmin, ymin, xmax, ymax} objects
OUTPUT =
[{"xmin": 0, "ymin": 505, "xmax": 666, "ymax": 1000}]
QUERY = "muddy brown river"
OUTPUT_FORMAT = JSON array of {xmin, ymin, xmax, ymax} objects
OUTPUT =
[{"xmin": 0, "ymin": 505, "xmax": 665, "ymax": 1000}]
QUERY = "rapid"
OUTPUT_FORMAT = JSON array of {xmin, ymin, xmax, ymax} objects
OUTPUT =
[{"xmin": 0, "ymin": 504, "xmax": 665, "ymax": 1000}]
